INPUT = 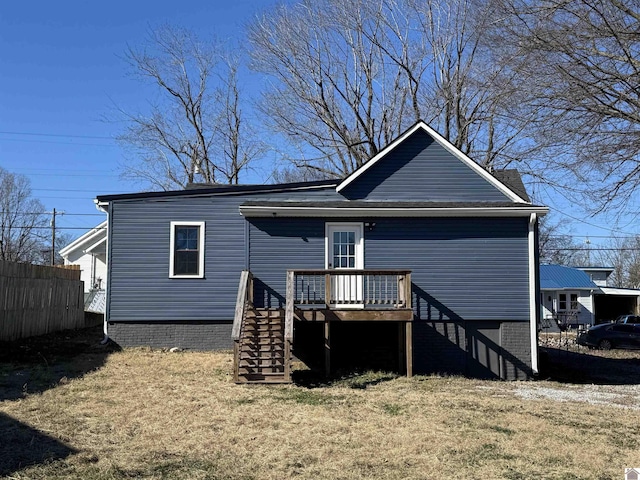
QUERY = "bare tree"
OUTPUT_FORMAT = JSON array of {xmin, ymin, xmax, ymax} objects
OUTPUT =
[
  {"xmin": 118, "ymin": 26, "xmax": 264, "ymax": 189},
  {"xmin": 493, "ymin": 0, "xmax": 640, "ymax": 213},
  {"xmin": 592, "ymin": 236, "xmax": 640, "ymax": 288},
  {"xmin": 0, "ymin": 168, "xmax": 48, "ymax": 263},
  {"xmin": 538, "ymin": 214, "xmax": 589, "ymax": 265},
  {"xmin": 249, "ymin": 0, "xmax": 529, "ymax": 178}
]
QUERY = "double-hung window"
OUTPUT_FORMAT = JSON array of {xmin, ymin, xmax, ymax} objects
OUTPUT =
[
  {"xmin": 169, "ymin": 221, "xmax": 205, "ymax": 278},
  {"xmin": 557, "ymin": 292, "xmax": 579, "ymax": 312}
]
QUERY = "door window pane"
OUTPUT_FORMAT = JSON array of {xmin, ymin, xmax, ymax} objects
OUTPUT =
[{"xmin": 331, "ymin": 228, "xmax": 358, "ymax": 270}]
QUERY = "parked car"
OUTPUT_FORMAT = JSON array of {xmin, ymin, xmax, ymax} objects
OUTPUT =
[
  {"xmin": 577, "ymin": 322, "xmax": 640, "ymax": 350},
  {"xmin": 614, "ymin": 314, "xmax": 640, "ymax": 324}
]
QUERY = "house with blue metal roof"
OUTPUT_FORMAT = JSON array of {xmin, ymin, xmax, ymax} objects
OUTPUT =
[{"xmin": 540, "ymin": 264, "xmax": 601, "ymax": 329}]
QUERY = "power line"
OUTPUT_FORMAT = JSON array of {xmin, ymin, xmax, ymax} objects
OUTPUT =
[
  {"xmin": 0, "ymin": 137, "xmax": 118, "ymax": 147},
  {"xmin": 6, "ymin": 226, "xmax": 107, "ymax": 231},
  {"xmin": 0, "ymin": 211, "xmax": 105, "ymax": 216},
  {"xmin": 15, "ymin": 172, "xmax": 120, "ymax": 177},
  {"xmin": 33, "ymin": 188, "xmax": 128, "ymax": 193},
  {"xmin": 0, "ymin": 130, "xmax": 115, "ymax": 140}
]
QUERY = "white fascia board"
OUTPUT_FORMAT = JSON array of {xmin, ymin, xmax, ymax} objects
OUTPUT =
[
  {"xmin": 599, "ymin": 287, "xmax": 640, "ymax": 296},
  {"xmin": 336, "ymin": 121, "xmax": 529, "ymax": 204},
  {"xmin": 240, "ymin": 205, "xmax": 549, "ymax": 218},
  {"xmin": 84, "ymin": 236, "xmax": 107, "ymax": 254},
  {"xmin": 59, "ymin": 221, "xmax": 108, "ymax": 257}
]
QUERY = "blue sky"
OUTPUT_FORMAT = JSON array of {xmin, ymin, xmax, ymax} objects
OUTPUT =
[
  {"xmin": 0, "ymin": 0, "xmax": 276, "ymax": 239},
  {"xmin": 0, "ymin": 0, "xmax": 637, "ymax": 248}
]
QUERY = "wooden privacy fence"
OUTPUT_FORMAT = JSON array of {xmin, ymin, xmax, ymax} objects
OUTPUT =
[{"xmin": 0, "ymin": 261, "xmax": 86, "ymax": 341}]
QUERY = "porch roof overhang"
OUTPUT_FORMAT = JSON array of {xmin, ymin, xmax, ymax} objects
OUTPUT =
[
  {"xmin": 598, "ymin": 287, "xmax": 640, "ymax": 297},
  {"xmin": 239, "ymin": 201, "xmax": 549, "ymax": 218}
]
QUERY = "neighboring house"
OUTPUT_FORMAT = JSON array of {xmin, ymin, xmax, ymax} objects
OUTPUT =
[
  {"xmin": 96, "ymin": 120, "xmax": 548, "ymax": 382},
  {"xmin": 540, "ymin": 265, "xmax": 640, "ymax": 329},
  {"xmin": 578, "ymin": 266, "xmax": 613, "ymax": 287},
  {"xmin": 59, "ymin": 221, "xmax": 107, "ymax": 313},
  {"xmin": 540, "ymin": 265, "xmax": 599, "ymax": 330}
]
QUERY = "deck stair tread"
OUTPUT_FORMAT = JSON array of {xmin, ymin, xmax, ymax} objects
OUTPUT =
[{"xmin": 234, "ymin": 306, "xmax": 291, "ymax": 384}]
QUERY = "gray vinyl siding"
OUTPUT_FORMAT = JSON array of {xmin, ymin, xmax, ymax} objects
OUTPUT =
[
  {"xmin": 107, "ymin": 187, "xmax": 338, "ymax": 322},
  {"xmin": 246, "ymin": 216, "xmax": 529, "ymax": 321},
  {"xmin": 341, "ymin": 130, "xmax": 511, "ymax": 202}
]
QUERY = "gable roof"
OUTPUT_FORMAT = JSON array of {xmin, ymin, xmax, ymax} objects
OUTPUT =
[
  {"xmin": 59, "ymin": 221, "xmax": 107, "ymax": 258},
  {"xmin": 540, "ymin": 264, "xmax": 599, "ymax": 290},
  {"xmin": 336, "ymin": 121, "xmax": 529, "ymax": 203}
]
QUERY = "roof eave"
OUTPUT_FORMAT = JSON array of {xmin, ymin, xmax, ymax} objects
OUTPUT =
[
  {"xmin": 59, "ymin": 221, "xmax": 108, "ymax": 257},
  {"xmin": 240, "ymin": 205, "xmax": 549, "ymax": 218},
  {"xmin": 95, "ymin": 180, "xmax": 339, "ymax": 203}
]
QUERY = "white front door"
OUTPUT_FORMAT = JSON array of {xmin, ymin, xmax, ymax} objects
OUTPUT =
[{"xmin": 326, "ymin": 223, "xmax": 364, "ymax": 307}]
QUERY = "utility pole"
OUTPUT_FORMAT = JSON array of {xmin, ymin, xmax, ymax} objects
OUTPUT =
[
  {"xmin": 51, "ymin": 208, "xmax": 56, "ymax": 266},
  {"xmin": 50, "ymin": 209, "xmax": 64, "ymax": 265},
  {"xmin": 585, "ymin": 236, "xmax": 591, "ymax": 266}
]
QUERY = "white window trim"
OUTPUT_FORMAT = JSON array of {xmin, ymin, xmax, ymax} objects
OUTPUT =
[
  {"xmin": 169, "ymin": 221, "xmax": 205, "ymax": 279},
  {"xmin": 557, "ymin": 291, "xmax": 579, "ymax": 312}
]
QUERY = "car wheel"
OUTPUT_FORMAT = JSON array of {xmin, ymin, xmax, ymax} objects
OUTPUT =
[{"xmin": 598, "ymin": 339, "xmax": 613, "ymax": 350}]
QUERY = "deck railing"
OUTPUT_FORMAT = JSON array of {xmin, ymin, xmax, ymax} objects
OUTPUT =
[
  {"xmin": 286, "ymin": 269, "xmax": 412, "ymax": 309},
  {"xmin": 232, "ymin": 270, "xmax": 253, "ymax": 383}
]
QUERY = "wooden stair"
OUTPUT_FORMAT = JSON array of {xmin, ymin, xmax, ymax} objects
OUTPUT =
[{"xmin": 234, "ymin": 308, "xmax": 291, "ymax": 384}]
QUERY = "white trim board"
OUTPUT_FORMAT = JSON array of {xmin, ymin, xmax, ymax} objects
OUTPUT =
[
  {"xmin": 169, "ymin": 221, "xmax": 206, "ymax": 279},
  {"xmin": 336, "ymin": 121, "xmax": 529, "ymax": 204},
  {"xmin": 59, "ymin": 220, "xmax": 107, "ymax": 258}
]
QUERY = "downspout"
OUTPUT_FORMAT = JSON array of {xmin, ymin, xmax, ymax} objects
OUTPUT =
[
  {"xmin": 94, "ymin": 199, "xmax": 109, "ymax": 342},
  {"xmin": 528, "ymin": 213, "xmax": 539, "ymax": 375}
]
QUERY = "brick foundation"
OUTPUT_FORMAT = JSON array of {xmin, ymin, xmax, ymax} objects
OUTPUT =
[{"xmin": 107, "ymin": 321, "xmax": 233, "ymax": 350}]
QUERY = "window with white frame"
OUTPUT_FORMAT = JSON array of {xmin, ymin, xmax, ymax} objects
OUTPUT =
[
  {"xmin": 169, "ymin": 221, "xmax": 205, "ymax": 278},
  {"xmin": 557, "ymin": 292, "xmax": 579, "ymax": 312}
]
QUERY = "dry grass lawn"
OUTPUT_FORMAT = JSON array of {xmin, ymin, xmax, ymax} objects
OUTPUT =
[{"xmin": 1, "ymin": 327, "xmax": 640, "ymax": 479}]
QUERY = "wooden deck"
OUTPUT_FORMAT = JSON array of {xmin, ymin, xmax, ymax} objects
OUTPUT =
[{"xmin": 232, "ymin": 269, "xmax": 414, "ymax": 383}]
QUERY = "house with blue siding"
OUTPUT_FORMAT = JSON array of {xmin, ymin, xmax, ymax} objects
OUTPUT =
[{"xmin": 96, "ymin": 121, "xmax": 548, "ymax": 382}]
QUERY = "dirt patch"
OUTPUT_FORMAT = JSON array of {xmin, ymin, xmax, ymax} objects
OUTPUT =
[
  {"xmin": 0, "ymin": 325, "xmax": 118, "ymax": 401},
  {"xmin": 539, "ymin": 344, "xmax": 640, "ymax": 385}
]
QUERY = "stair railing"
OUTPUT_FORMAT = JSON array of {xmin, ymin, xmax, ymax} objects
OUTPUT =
[
  {"xmin": 284, "ymin": 270, "xmax": 294, "ymax": 382},
  {"xmin": 232, "ymin": 270, "xmax": 253, "ymax": 382}
]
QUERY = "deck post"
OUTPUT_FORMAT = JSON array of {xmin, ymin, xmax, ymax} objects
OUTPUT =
[
  {"xmin": 404, "ymin": 272, "xmax": 412, "ymax": 309},
  {"xmin": 324, "ymin": 321, "xmax": 331, "ymax": 377},
  {"xmin": 405, "ymin": 321, "xmax": 413, "ymax": 377},
  {"xmin": 324, "ymin": 272, "xmax": 331, "ymax": 308},
  {"xmin": 398, "ymin": 323, "xmax": 404, "ymax": 372},
  {"xmin": 233, "ymin": 341, "xmax": 240, "ymax": 383},
  {"xmin": 284, "ymin": 340, "xmax": 291, "ymax": 382}
]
